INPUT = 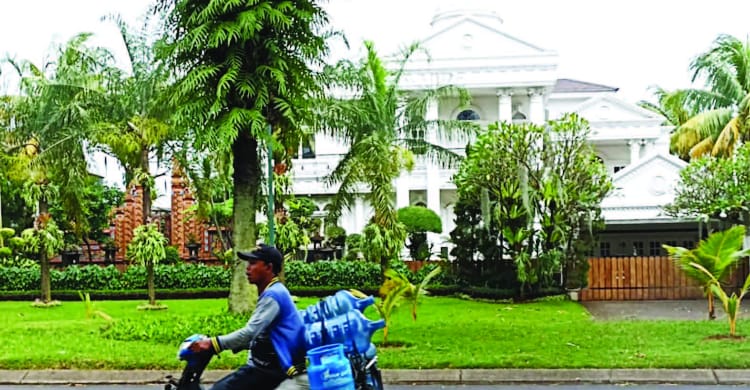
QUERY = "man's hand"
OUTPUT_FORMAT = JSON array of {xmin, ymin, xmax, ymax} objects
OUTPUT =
[{"xmin": 189, "ymin": 339, "xmax": 214, "ymax": 353}]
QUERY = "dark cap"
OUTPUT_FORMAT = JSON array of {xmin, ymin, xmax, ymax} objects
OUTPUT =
[{"xmin": 237, "ymin": 244, "xmax": 283, "ymax": 272}]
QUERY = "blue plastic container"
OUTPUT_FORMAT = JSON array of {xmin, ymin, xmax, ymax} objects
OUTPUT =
[
  {"xmin": 304, "ymin": 309, "xmax": 385, "ymax": 353},
  {"xmin": 306, "ymin": 343, "xmax": 355, "ymax": 390},
  {"xmin": 301, "ymin": 290, "xmax": 374, "ymax": 324}
]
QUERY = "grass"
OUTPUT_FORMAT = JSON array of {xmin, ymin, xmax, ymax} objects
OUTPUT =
[{"xmin": 2, "ymin": 295, "xmax": 750, "ymax": 370}]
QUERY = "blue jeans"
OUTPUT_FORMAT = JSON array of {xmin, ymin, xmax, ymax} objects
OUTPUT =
[{"xmin": 211, "ymin": 364, "xmax": 286, "ymax": 390}]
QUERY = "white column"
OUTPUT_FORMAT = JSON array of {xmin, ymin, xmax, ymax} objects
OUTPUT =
[
  {"xmin": 497, "ymin": 89, "xmax": 512, "ymax": 123},
  {"xmin": 425, "ymin": 99, "xmax": 441, "ymax": 256},
  {"xmin": 426, "ymin": 99, "xmax": 440, "ymax": 214},
  {"xmin": 396, "ymin": 174, "xmax": 409, "ymax": 209},
  {"xmin": 628, "ymin": 139, "xmax": 641, "ymax": 164},
  {"xmin": 642, "ymin": 139, "xmax": 652, "ymax": 157},
  {"xmin": 354, "ymin": 196, "xmax": 365, "ymax": 233},
  {"xmin": 528, "ymin": 88, "xmax": 545, "ymax": 124}
]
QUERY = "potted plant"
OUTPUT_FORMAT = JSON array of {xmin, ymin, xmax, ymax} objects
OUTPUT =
[
  {"xmin": 185, "ymin": 233, "xmax": 200, "ymax": 261},
  {"xmin": 100, "ymin": 237, "xmax": 117, "ymax": 264}
]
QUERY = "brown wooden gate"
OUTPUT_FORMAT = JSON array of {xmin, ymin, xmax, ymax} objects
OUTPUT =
[{"xmin": 580, "ymin": 256, "xmax": 704, "ymax": 301}]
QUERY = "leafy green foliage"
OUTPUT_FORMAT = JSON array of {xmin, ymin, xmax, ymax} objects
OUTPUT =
[
  {"xmin": 665, "ymin": 34, "xmax": 750, "ymax": 159},
  {"xmin": 160, "ymin": 0, "xmax": 333, "ymax": 313},
  {"xmin": 162, "ymin": 246, "xmax": 181, "ymax": 265},
  {"xmin": 127, "ymin": 223, "xmax": 168, "ymax": 306},
  {"xmin": 454, "ymin": 114, "xmax": 610, "ymax": 295},
  {"xmin": 675, "ymin": 227, "xmax": 750, "ymax": 335},
  {"xmin": 397, "ymin": 206, "xmax": 442, "ymax": 234},
  {"xmin": 665, "ymin": 144, "xmax": 750, "ymax": 224},
  {"xmin": 344, "ymin": 233, "xmax": 363, "ymax": 261},
  {"xmin": 102, "ymin": 312, "xmax": 248, "ymax": 343},
  {"xmin": 324, "ymin": 225, "xmax": 346, "ymax": 247},
  {"xmin": 375, "ymin": 266, "xmax": 441, "ymax": 343},
  {"xmin": 283, "ymin": 260, "xmax": 381, "ymax": 288},
  {"xmin": 397, "ymin": 206, "xmax": 442, "ymax": 261},
  {"xmin": 664, "ymin": 225, "xmax": 750, "ymax": 320},
  {"xmin": 315, "ymin": 41, "xmax": 476, "ymax": 270},
  {"xmin": 21, "ymin": 219, "xmax": 64, "ymax": 259},
  {"xmin": 361, "ymin": 222, "xmax": 407, "ymax": 269},
  {"xmin": 0, "ymin": 261, "xmax": 387, "ymax": 292},
  {"xmin": 127, "ymin": 224, "xmax": 167, "ymax": 266},
  {"xmin": 448, "ymin": 194, "xmax": 511, "ymax": 288}
]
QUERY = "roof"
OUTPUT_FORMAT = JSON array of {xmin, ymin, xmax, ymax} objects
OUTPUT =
[{"xmin": 553, "ymin": 78, "xmax": 619, "ymax": 93}]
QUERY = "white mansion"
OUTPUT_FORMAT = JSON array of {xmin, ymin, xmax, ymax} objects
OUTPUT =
[{"xmin": 290, "ymin": 9, "xmax": 699, "ymax": 258}]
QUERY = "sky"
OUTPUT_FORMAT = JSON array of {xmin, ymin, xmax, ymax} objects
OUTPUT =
[{"xmin": 1, "ymin": 0, "xmax": 750, "ymax": 104}]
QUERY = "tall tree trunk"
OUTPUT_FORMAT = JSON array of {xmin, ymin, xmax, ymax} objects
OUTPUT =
[
  {"xmin": 147, "ymin": 259, "xmax": 155, "ymax": 305},
  {"xmin": 228, "ymin": 131, "xmax": 260, "ymax": 314},
  {"xmin": 38, "ymin": 198, "xmax": 51, "ymax": 303},
  {"xmin": 141, "ymin": 148, "xmax": 151, "ymax": 225},
  {"xmin": 141, "ymin": 148, "xmax": 156, "ymax": 305}
]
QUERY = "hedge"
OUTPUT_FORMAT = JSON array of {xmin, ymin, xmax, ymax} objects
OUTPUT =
[{"xmin": 0, "ymin": 260, "xmax": 385, "ymax": 292}]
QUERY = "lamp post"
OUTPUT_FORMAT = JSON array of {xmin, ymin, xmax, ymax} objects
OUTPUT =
[{"xmin": 267, "ymin": 123, "xmax": 275, "ymax": 246}]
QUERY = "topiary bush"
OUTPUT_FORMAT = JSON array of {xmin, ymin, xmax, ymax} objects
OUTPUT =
[{"xmin": 397, "ymin": 206, "xmax": 442, "ymax": 261}]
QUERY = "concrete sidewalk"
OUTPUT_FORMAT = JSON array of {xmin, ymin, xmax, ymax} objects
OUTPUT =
[{"xmin": 2, "ymin": 369, "xmax": 750, "ymax": 385}]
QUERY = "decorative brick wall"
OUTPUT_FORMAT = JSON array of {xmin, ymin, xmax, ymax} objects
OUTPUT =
[{"xmin": 111, "ymin": 166, "xmax": 224, "ymax": 261}]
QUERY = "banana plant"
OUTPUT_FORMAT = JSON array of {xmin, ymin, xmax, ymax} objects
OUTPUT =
[
  {"xmin": 375, "ymin": 266, "xmax": 441, "ymax": 344},
  {"xmin": 690, "ymin": 261, "xmax": 750, "ymax": 337}
]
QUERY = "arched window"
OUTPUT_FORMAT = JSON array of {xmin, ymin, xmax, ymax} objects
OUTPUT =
[
  {"xmin": 456, "ymin": 109, "xmax": 480, "ymax": 121},
  {"xmin": 512, "ymin": 111, "xmax": 527, "ymax": 120}
]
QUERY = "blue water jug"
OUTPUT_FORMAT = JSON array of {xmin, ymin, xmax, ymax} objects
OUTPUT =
[
  {"xmin": 304, "ymin": 309, "xmax": 385, "ymax": 353},
  {"xmin": 307, "ymin": 343, "xmax": 355, "ymax": 390},
  {"xmin": 301, "ymin": 290, "xmax": 375, "ymax": 324}
]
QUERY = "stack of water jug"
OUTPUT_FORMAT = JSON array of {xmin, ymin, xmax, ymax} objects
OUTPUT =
[{"xmin": 301, "ymin": 290, "xmax": 385, "ymax": 390}]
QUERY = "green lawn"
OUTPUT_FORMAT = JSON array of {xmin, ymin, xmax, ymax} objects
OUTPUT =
[{"xmin": 2, "ymin": 295, "xmax": 750, "ymax": 370}]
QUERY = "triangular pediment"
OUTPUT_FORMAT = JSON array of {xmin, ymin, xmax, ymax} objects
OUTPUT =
[
  {"xmin": 574, "ymin": 95, "xmax": 662, "ymax": 122},
  {"xmin": 602, "ymin": 152, "xmax": 687, "ymax": 210},
  {"xmin": 418, "ymin": 15, "xmax": 554, "ymax": 60}
]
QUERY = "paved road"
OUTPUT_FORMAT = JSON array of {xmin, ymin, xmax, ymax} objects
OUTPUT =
[{"xmin": 2, "ymin": 385, "xmax": 750, "ymax": 390}]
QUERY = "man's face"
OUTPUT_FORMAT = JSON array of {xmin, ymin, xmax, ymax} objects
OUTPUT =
[{"xmin": 246, "ymin": 259, "xmax": 272, "ymax": 284}]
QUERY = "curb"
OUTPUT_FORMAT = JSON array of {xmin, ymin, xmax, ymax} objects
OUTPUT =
[{"xmin": 2, "ymin": 369, "xmax": 750, "ymax": 385}]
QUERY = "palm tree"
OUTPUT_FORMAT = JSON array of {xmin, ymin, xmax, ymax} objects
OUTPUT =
[
  {"xmin": 314, "ymin": 41, "xmax": 476, "ymax": 271},
  {"xmin": 664, "ymin": 225, "xmax": 750, "ymax": 320},
  {"xmin": 667, "ymin": 35, "xmax": 750, "ymax": 160},
  {"xmin": 4, "ymin": 34, "xmax": 108, "ymax": 303},
  {"xmin": 95, "ymin": 15, "xmax": 174, "ymax": 229},
  {"xmin": 638, "ymin": 87, "xmax": 698, "ymax": 128},
  {"xmin": 159, "ymin": 0, "xmax": 332, "ymax": 314}
]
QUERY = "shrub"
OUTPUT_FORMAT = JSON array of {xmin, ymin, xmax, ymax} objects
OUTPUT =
[
  {"xmin": 163, "ymin": 246, "xmax": 182, "ymax": 265},
  {"xmin": 102, "ymin": 312, "xmax": 248, "ymax": 343},
  {"xmin": 397, "ymin": 206, "xmax": 442, "ymax": 234},
  {"xmin": 344, "ymin": 233, "xmax": 363, "ymax": 260},
  {"xmin": 397, "ymin": 206, "xmax": 442, "ymax": 261},
  {"xmin": 284, "ymin": 260, "xmax": 381, "ymax": 288},
  {"xmin": 325, "ymin": 225, "xmax": 346, "ymax": 247}
]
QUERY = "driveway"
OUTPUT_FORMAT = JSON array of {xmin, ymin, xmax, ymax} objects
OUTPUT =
[{"xmin": 581, "ymin": 299, "xmax": 750, "ymax": 321}]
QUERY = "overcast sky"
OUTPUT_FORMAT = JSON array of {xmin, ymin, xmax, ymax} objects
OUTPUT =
[{"xmin": 1, "ymin": 0, "xmax": 749, "ymax": 104}]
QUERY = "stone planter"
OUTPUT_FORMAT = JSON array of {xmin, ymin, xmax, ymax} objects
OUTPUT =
[{"xmin": 566, "ymin": 288, "xmax": 581, "ymax": 302}]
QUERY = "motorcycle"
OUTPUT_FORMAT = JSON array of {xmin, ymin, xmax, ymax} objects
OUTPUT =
[{"xmin": 165, "ymin": 290, "xmax": 385, "ymax": 390}]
